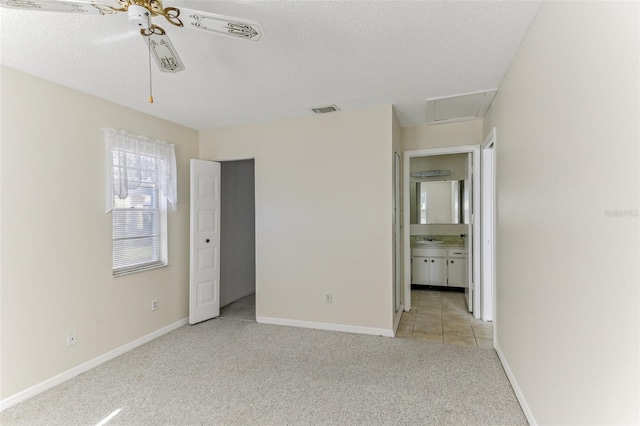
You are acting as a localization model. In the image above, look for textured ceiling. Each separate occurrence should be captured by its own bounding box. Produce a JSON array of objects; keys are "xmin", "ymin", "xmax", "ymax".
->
[{"xmin": 0, "ymin": 1, "xmax": 540, "ymax": 130}]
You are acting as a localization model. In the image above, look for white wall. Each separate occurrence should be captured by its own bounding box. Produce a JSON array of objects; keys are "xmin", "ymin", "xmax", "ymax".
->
[
  {"xmin": 0, "ymin": 67, "xmax": 199, "ymax": 399},
  {"xmin": 200, "ymin": 105, "xmax": 394, "ymax": 331},
  {"xmin": 483, "ymin": 2, "xmax": 639, "ymax": 424}
]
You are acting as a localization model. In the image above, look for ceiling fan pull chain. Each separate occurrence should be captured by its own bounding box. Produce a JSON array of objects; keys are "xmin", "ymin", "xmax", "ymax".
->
[{"xmin": 147, "ymin": 11, "xmax": 154, "ymax": 103}]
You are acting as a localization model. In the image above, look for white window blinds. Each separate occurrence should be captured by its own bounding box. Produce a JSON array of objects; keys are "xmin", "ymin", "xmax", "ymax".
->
[
  {"xmin": 112, "ymin": 182, "xmax": 162, "ymax": 271},
  {"xmin": 104, "ymin": 128, "xmax": 175, "ymax": 274}
]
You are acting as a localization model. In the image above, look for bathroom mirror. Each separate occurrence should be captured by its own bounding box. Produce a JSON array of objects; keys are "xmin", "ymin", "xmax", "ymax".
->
[{"xmin": 410, "ymin": 180, "xmax": 469, "ymax": 224}]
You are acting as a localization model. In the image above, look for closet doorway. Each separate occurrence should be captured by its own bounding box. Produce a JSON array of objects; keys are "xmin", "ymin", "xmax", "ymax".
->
[{"xmin": 219, "ymin": 159, "xmax": 256, "ymax": 321}]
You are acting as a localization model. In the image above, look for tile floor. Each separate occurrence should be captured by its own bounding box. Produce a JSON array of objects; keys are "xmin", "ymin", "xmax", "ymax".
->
[
  {"xmin": 219, "ymin": 293, "xmax": 256, "ymax": 321},
  {"xmin": 396, "ymin": 289, "xmax": 494, "ymax": 349}
]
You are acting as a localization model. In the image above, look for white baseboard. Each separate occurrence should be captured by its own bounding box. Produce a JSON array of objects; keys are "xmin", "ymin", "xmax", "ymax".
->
[
  {"xmin": 0, "ymin": 317, "xmax": 188, "ymax": 412},
  {"xmin": 220, "ymin": 288, "xmax": 255, "ymax": 308},
  {"xmin": 494, "ymin": 340, "xmax": 537, "ymax": 425},
  {"xmin": 257, "ymin": 316, "xmax": 394, "ymax": 337}
]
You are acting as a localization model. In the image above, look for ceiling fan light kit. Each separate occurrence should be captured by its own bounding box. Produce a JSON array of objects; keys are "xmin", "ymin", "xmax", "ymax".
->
[
  {"xmin": 1, "ymin": 0, "xmax": 264, "ymax": 101},
  {"xmin": 127, "ymin": 4, "xmax": 151, "ymax": 30}
]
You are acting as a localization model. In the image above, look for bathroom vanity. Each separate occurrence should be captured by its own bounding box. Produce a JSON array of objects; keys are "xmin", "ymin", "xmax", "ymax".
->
[{"xmin": 411, "ymin": 246, "xmax": 467, "ymax": 288}]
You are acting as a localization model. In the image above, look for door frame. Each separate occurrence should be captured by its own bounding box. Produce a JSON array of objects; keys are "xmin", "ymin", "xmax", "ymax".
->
[
  {"xmin": 393, "ymin": 152, "xmax": 404, "ymax": 332},
  {"xmin": 482, "ymin": 128, "xmax": 497, "ymax": 322},
  {"xmin": 403, "ymin": 145, "xmax": 482, "ymax": 317}
]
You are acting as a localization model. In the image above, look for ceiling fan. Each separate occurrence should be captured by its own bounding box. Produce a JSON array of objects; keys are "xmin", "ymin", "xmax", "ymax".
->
[{"xmin": 0, "ymin": 0, "xmax": 264, "ymax": 100}]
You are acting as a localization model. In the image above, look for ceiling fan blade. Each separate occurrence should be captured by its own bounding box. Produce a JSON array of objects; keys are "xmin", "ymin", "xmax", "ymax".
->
[
  {"xmin": 177, "ymin": 8, "xmax": 263, "ymax": 41},
  {"xmin": 143, "ymin": 28, "xmax": 185, "ymax": 73},
  {"xmin": 0, "ymin": 0, "xmax": 118, "ymax": 15}
]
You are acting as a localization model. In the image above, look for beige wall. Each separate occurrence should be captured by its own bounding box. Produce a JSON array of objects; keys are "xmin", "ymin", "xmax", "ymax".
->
[
  {"xmin": 402, "ymin": 119, "xmax": 483, "ymax": 151},
  {"xmin": 483, "ymin": 2, "xmax": 639, "ymax": 424},
  {"xmin": 0, "ymin": 68, "xmax": 199, "ymax": 399},
  {"xmin": 200, "ymin": 105, "xmax": 394, "ymax": 331}
]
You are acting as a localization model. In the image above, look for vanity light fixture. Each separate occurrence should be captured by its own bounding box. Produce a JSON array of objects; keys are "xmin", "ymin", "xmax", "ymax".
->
[{"xmin": 411, "ymin": 170, "xmax": 450, "ymax": 178}]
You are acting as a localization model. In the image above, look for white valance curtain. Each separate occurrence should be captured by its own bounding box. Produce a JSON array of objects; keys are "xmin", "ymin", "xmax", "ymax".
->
[{"xmin": 104, "ymin": 128, "xmax": 177, "ymax": 212}]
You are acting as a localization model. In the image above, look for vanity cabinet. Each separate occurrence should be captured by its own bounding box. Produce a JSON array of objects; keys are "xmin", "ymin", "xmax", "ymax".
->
[{"xmin": 411, "ymin": 246, "xmax": 467, "ymax": 288}]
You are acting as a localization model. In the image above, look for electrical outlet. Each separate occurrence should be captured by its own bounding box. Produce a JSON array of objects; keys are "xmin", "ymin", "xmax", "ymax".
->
[
  {"xmin": 325, "ymin": 293, "xmax": 332, "ymax": 303},
  {"xmin": 151, "ymin": 299, "xmax": 158, "ymax": 311},
  {"xmin": 67, "ymin": 330, "xmax": 77, "ymax": 347}
]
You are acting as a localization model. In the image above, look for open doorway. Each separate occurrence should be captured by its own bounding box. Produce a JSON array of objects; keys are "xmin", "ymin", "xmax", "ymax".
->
[
  {"xmin": 218, "ymin": 159, "xmax": 256, "ymax": 322},
  {"xmin": 398, "ymin": 146, "xmax": 493, "ymax": 347},
  {"xmin": 403, "ymin": 145, "xmax": 482, "ymax": 317}
]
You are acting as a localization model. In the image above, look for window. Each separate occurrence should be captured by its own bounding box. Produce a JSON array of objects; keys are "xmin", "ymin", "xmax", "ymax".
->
[
  {"xmin": 104, "ymin": 128, "xmax": 176, "ymax": 276},
  {"xmin": 112, "ymin": 176, "xmax": 167, "ymax": 274}
]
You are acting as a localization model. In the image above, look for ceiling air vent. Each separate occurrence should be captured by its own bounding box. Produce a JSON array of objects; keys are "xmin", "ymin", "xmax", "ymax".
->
[
  {"xmin": 312, "ymin": 105, "xmax": 340, "ymax": 114},
  {"xmin": 425, "ymin": 90, "xmax": 497, "ymax": 125}
]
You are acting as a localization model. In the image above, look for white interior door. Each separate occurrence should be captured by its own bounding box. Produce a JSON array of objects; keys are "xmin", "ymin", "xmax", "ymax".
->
[
  {"xmin": 482, "ymin": 129, "xmax": 496, "ymax": 321},
  {"xmin": 189, "ymin": 159, "xmax": 221, "ymax": 324}
]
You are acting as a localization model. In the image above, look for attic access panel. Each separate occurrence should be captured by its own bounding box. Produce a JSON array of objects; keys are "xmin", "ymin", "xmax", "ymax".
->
[{"xmin": 426, "ymin": 90, "xmax": 497, "ymax": 125}]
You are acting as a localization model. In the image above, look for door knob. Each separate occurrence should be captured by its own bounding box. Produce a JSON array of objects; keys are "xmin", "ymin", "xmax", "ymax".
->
[{"xmin": 205, "ymin": 239, "xmax": 210, "ymax": 243}]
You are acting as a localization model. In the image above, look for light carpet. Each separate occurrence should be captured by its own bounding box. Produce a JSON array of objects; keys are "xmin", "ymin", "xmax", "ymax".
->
[
  {"xmin": 220, "ymin": 293, "xmax": 256, "ymax": 322},
  {"xmin": 0, "ymin": 319, "xmax": 527, "ymax": 425}
]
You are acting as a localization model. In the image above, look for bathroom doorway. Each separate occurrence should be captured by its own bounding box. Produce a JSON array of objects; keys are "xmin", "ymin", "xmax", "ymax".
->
[{"xmin": 403, "ymin": 146, "xmax": 482, "ymax": 318}]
